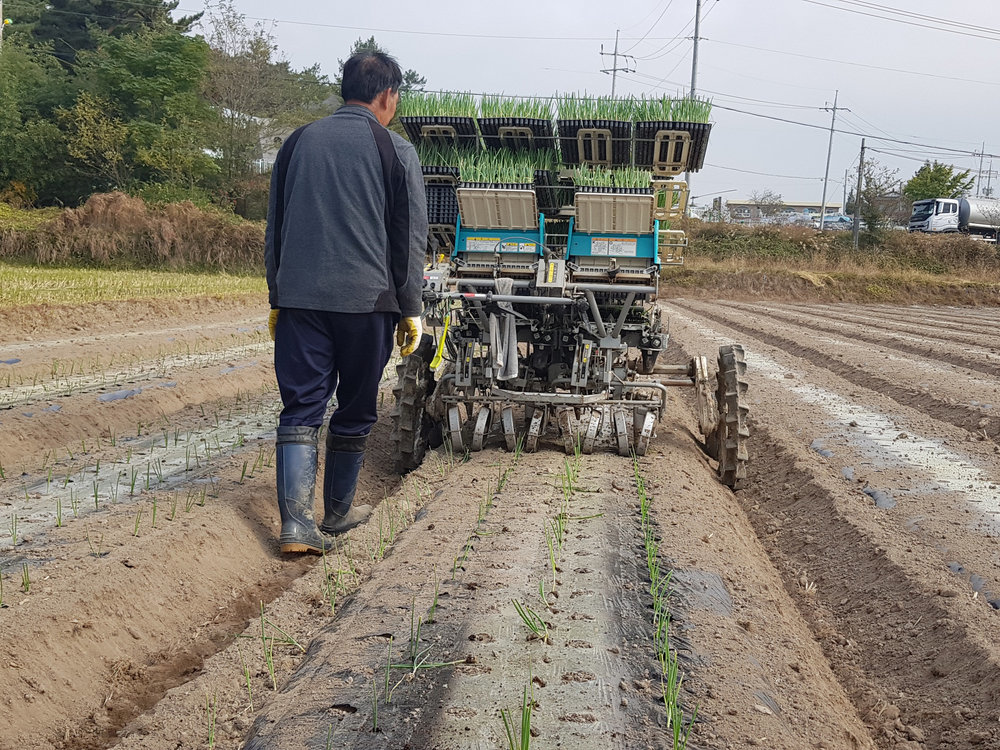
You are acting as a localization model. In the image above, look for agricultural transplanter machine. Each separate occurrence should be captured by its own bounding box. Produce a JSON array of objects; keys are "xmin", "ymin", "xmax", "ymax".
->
[{"xmin": 391, "ymin": 94, "xmax": 749, "ymax": 487}]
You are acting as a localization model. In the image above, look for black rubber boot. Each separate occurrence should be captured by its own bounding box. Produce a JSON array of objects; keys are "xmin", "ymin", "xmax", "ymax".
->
[
  {"xmin": 275, "ymin": 426, "xmax": 331, "ymax": 554},
  {"xmin": 319, "ymin": 432, "xmax": 373, "ymax": 535}
]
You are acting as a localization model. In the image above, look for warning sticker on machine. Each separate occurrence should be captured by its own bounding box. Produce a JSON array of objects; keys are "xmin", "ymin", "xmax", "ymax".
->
[
  {"xmin": 466, "ymin": 237, "xmax": 501, "ymax": 253},
  {"xmin": 501, "ymin": 242, "xmax": 536, "ymax": 253},
  {"xmin": 590, "ymin": 237, "xmax": 638, "ymax": 257},
  {"xmin": 466, "ymin": 237, "xmax": 536, "ymax": 253}
]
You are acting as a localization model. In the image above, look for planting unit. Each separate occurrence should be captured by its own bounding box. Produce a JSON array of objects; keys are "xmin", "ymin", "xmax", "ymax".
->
[{"xmin": 397, "ymin": 93, "xmax": 744, "ymax": 483}]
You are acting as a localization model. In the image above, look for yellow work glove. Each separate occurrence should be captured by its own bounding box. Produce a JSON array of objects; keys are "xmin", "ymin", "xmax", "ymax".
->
[
  {"xmin": 396, "ymin": 316, "xmax": 422, "ymax": 357},
  {"xmin": 268, "ymin": 309, "xmax": 279, "ymax": 341}
]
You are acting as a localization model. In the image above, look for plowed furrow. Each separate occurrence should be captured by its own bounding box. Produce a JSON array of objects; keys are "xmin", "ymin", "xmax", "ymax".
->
[
  {"xmin": 738, "ymin": 301, "xmax": 997, "ymax": 353},
  {"xmin": 743, "ymin": 425, "xmax": 1000, "ymax": 748},
  {"xmin": 710, "ymin": 301, "xmax": 1000, "ymax": 372},
  {"xmin": 668, "ymin": 300, "xmax": 1000, "ymax": 441},
  {"xmin": 785, "ymin": 302, "xmax": 1000, "ymax": 344}
]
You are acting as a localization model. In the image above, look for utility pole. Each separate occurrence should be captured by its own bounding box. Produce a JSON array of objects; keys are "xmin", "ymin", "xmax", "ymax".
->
[
  {"xmin": 600, "ymin": 30, "xmax": 635, "ymax": 97},
  {"xmin": 819, "ymin": 90, "xmax": 848, "ymax": 232},
  {"xmin": 976, "ymin": 142, "xmax": 985, "ymax": 197},
  {"xmin": 691, "ymin": 0, "xmax": 702, "ymax": 97},
  {"xmin": 685, "ymin": 0, "xmax": 703, "ymax": 212},
  {"xmin": 852, "ymin": 138, "xmax": 865, "ymax": 249}
]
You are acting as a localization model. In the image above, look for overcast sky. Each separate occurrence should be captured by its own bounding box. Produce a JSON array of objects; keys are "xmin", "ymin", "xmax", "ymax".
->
[{"xmin": 190, "ymin": 0, "xmax": 1000, "ymax": 211}]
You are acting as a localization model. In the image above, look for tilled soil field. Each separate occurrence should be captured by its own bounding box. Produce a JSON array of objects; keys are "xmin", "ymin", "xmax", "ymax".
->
[{"xmin": 1, "ymin": 296, "xmax": 998, "ymax": 750}]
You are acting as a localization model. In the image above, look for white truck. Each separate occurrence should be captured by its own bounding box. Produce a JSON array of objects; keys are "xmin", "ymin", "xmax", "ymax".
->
[{"xmin": 908, "ymin": 196, "xmax": 1000, "ymax": 239}]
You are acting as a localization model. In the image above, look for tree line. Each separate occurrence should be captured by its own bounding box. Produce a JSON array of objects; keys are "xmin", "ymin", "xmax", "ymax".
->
[{"xmin": 0, "ymin": 1, "xmax": 423, "ymax": 217}]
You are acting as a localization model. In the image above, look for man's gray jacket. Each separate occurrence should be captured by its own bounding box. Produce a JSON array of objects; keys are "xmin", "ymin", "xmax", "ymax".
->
[{"xmin": 265, "ymin": 105, "xmax": 427, "ymax": 317}]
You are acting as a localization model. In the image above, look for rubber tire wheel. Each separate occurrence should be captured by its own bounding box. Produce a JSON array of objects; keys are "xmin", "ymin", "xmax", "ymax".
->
[
  {"xmin": 713, "ymin": 344, "xmax": 749, "ymax": 488},
  {"xmin": 390, "ymin": 335, "xmax": 436, "ymax": 474}
]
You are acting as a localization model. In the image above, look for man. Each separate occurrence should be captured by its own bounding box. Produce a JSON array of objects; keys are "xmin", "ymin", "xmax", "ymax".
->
[{"xmin": 264, "ymin": 51, "xmax": 427, "ymax": 554}]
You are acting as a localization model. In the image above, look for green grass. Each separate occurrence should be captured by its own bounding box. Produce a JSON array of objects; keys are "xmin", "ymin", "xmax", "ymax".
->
[
  {"xmin": 398, "ymin": 91, "xmax": 478, "ymax": 118},
  {"xmin": 0, "ymin": 262, "xmax": 265, "ymax": 308},
  {"xmin": 0, "ymin": 203, "xmax": 61, "ymax": 230},
  {"xmin": 573, "ymin": 165, "xmax": 652, "ymax": 189},
  {"xmin": 558, "ymin": 92, "xmax": 635, "ymax": 121},
  {"xmin": 480, "ymin": 95, "xmax": 553, "ymax": 120},
  {"xmin": 633, "ymin": 94, "xmax": 712, "ymax": 123},
  {"xmin": 458, "ymin": 150, "xmax": 550, "ymax": 184}
]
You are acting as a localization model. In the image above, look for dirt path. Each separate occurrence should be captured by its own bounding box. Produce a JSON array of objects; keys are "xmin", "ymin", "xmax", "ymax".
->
[{"xmin": 1, "ymin": 296, "xmax": 998, "ymax": 749}]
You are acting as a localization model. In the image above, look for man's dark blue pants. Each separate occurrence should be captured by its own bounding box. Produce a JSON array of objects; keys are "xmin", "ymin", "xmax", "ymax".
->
[{"xmin": 274, "ymin": 308, "xmax": 396, "ymax": 437}]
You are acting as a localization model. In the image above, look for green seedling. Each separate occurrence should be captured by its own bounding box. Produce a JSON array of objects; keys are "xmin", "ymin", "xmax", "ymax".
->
[
  {"xmin": 550, "ymin": 515, "xmax": 565, "ymax": 551},
  {"xmin": 262, "ymin": 632, "xmax": 277, "ymax": 690},
  {"xmin": 87, "ymin": 531, "xmax": 106, "ymax": 558},
  {"xmin": 206, "ymin": 692, "xmax": 217, "ymax": 749},
  {"xmin": 543, "ymin": 525, "xmax": 558, "ymax": 584},
  {"xmin": 408, "ymin": 597, "xmax": 429, "ymax": 667},
  {"xmin": 237, "ymin": 642, "xmax": 253, "ymax": 711},
  {"xmin": 370, "ymin": 679, "xmax": 379, "ymax": 733},
  {"xmin": 70, "ymin": 490, "xmax": 79, "ymax": 518},
  {"xmin": 151, "ymin": 496, "xmax": 158, "ymax": 529},
  {"xmin": 321, "ymin": 546, "xmax": 338, "ymax": 615},
  {"xmin": 499, "ymin": 683, "xmax": 533, "ymax": 750},
  {"xmin": 512, "ymin": 599, "xmax": 549, "ymax": 643},
  {"xmin": 21, "ymin": 562, "xmax": 30, "ymax": 593},
  {"xmin": 133, "ymin": 507, "xmax": 143, "ymax": 537},
  {"xmin": 384, "ymin": 635, "xmax": 394, "ymax": 703},
  {"xmin": 426, "ymin": 575, "xmax": 440, "ymax": 624},
  {"xmin": 0, "ymin": 570, "xmax": 5, "ymax": 607},
  {"xmin": 9, "ymin": 512, "xmax": 17, "ymax": 546},
  {"xmin": 169, "ymin": 492, "xmax": 178, "ymax": 521},
  {"xmin": 55, "ymin": 497, "xmax": 62, "ymax": 527},
  {"xmin": 92, "ymin": 482, "xmax": 99, "ymax": 510}
]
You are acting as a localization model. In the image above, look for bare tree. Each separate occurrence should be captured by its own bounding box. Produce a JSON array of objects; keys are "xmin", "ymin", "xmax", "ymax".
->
[
  {"xmin": 201, "ymin": 1, "xmax": 333, "ymax": 196},
  {"xmin": 848, "ymin": 159, "xmax": 900, "ymax": 245},
  {"xmin": 748, "ymin": 189, "xmax": 784, "ymax": 223}
]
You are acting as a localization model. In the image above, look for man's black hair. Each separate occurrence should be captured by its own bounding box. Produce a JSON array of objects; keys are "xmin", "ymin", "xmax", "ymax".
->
[{"xmin": 341, "ymin": 51, "xmax": 403, "ymax": 103}]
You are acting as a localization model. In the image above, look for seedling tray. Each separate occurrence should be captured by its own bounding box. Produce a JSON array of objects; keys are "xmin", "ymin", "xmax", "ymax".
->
[
  {"xmin": 425, "ymin": 183, "xmax": 459, "ymax": 225},
  {"xmin": 576, "ymin": 186, "xmax": 654, "ymax": 195},
  {"xmin": 557, "ymin": 119, "xmax": 633, "ymax": 166},
  {"xmin": 422, "ymin": 165, "xmax": 461, "ymax": 177},
  {"xmin": 534, "ymin": 170, "xmax": 561, "ymax": 212},
  {"xmin": 459, "ymin": 181, "xmax": 534, "ymax": 190},
  {"xmin": 401, "ymin": 116, "xmax": 480, "ymax": 149},
  {"xmin": 634, "ymin": 121, "xmax": 712, "ymax": 171},
  {"xmin": 478, "ymin": 117, "xmax": 557, "ymax": 151}
]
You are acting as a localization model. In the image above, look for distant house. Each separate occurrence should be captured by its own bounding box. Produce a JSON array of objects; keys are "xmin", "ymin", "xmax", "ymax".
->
[
  {"xmin": 255, "ymin": 93, "xmax": 344, "ymax": 172},
  {"xmin": 725, "ymin": 199, "xmax": 842, "ymax": 225}
]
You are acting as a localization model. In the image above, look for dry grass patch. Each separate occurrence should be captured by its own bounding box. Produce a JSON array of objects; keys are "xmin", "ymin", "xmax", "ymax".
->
[{"xmin": 1, "ymin": 193, "xmax": 264, "ymax": 271}]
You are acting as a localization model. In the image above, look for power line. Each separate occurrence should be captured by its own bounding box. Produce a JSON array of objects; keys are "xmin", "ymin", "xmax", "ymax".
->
[
  {"xmin": 622, "ymin": 0, "xmax": 675, "ymax": 53},
  {"xmin": 15, "ymin": 5, "xmax": 674, "ymax": 42},
  {"xmin": 812, "ymin": 0, "xmax": 1000, "ymax": 37},
  {"xmin": 706, "ymin": 38, "xmax": 1000, "ymax": 88},
  {"xmin": 704, "ymin": 162, "xmax": 825, "ymax": 180},
  {"xmin": 867, "ymin": 147, "xmax": 975, "ymax": 169},
  {"xmin": 621, "ymin": 0, "xmax": 672, "ymax": 33},
  {"xmin": 623, "ymin": 73, "xmax": 1000, "ymax": 158},
  {"xmin": 627, "ymin": 71, "xmax": 823, "ymax": 109},
  {"xmin": 633, "ymin": 16, "xmax": 695, "ymax": 60},
  {"xmin": 800, "ymin": 0, "xmax": 1000, "ymax": 42}
]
